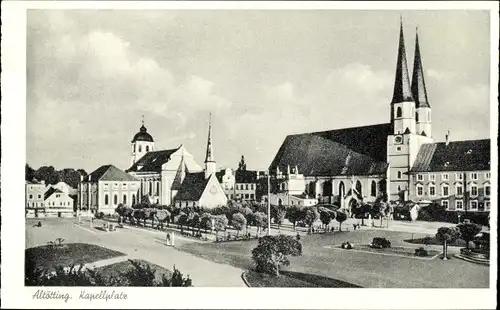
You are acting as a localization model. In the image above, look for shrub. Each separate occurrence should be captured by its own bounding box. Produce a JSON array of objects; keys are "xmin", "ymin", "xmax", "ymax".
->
[
  {"xmin": 371, "ymin": 237, "xmax": 391, "ymax": 248},
  {"xmin": 251, "ymin": 235, "xmax": 302, "ymax": 276},
  {"xmin": 95, "ymin": 212, "xmax": 105, "ymax": 219},
  {"xmin": 415, "ymin": 247, "xmax": 428, "ymax": 257}
]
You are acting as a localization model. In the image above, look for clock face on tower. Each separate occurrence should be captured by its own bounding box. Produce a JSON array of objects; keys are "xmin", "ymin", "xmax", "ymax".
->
[{"xmin": 394, "ymin": 135, "xmax": 403, "ymax": 144}]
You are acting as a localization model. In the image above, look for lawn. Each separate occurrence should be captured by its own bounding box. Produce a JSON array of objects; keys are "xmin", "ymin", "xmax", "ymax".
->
[
  {"xmin": 25, "ymin": 243, "xmax": 126, "ymax": 271},
  {"xmin": 178, "ymin": 229, "xmax": 489, "ymax": 288},
  {"xmin": 96, "ymin": 259, "xmax": 173, "ymax": 285},
  {"xmin": 338, "ymin": 244, "xmax": 441, "ymax": 259},
  {"xmin": 404, "ymin": 236, "xmax": 466, "ymax": 247},
  {"xmin": 244, "ymin": 270, "xmax": 361, "ymax": 288}
]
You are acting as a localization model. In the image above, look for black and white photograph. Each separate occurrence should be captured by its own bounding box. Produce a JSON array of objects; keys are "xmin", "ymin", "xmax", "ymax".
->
[{"xmin": 1, "ymin": 1, "xmax": 498, "ymax": 309}]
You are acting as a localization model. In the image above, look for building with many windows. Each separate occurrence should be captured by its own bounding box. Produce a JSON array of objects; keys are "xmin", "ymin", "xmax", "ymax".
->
[
  {"xmin": 408, "ymin": 139, "xmax": 491, "ymax": 212},
  {"xmin": 126, "ymin": 115, "xmax": 227, "ymax": 208},
  {"xmin": 216, "ymin": 156, "xmax": 265, "ymax": 202},
  {"xmin": 78, "ymin": 164, "xmax": 141, "ymax": 214},
  {"xmin": 25, "ymin": 180, "xmax": 46, "ymax": 215},
  {"xmin": 43, "ymin": 187, "xmax": 74, "ymax": 217},
  {"xmin": 267, "ymin": 21, "xmax": 491, "ymax": 213}
]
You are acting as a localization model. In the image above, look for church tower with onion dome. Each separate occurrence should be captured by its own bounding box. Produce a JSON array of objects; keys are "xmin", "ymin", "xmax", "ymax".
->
[{"xmin": 130, "ymin": 116, "xmax": 155, "ymax": 167}]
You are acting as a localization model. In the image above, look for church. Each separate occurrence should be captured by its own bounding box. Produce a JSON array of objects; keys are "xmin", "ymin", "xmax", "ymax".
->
[
  {"xmin": 268, "ymin": 21, "xmax": 491, "ymax": 213},
  {"xmin": 126, "ymin": 115, "xmax": 228, "ymax": 209}
]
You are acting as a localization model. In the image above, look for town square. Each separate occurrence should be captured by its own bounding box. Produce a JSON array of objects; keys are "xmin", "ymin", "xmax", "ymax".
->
[{"xmin": 0, "ymin": 3, "xmax": 497, "ymax": 309}]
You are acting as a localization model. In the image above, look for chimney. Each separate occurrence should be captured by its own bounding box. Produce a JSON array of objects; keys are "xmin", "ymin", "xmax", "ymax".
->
[
  {"xmin": 80, "ymin": 175, "xmax": 84, "ymax": 182},
  {"xmin": 445, "ymin": 130, "xmax": 450, "ymax": 146}
]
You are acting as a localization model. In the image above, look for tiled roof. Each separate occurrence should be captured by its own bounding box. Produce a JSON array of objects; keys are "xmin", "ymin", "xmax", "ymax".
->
[
  {"xmin": 409, "ymin": 139, "xmax": 490, "ymax": 173},
  {"xmin": 126, "ymin": 148, "xmax": 179, "ymax": 173},
  {"xmin": 84, "ymin": 165, "xmax": 138, "ymax": 182},
  {"xmin": 235, "ymin": 170, "xmax": 258, "ymax": 184},
  {"xmin": 44, "ymin": 187, "xmax": 64, "ymax": 200},
  {"xmin": 174, "ymin": 172, "xmax": 209, "ymax": 201},
  {"xmin": 269, "ymin": 124, "xmax": 390, "ymax": 177}
]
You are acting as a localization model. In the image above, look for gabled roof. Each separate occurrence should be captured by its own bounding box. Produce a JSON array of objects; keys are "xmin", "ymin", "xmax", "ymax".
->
[
  {"xmin": 84, "ymin": 165, "xmax": 138, "ymax": 182},
  {"xmin": 235, "ymin": 170, "xmax": 258, "ymax": 184},
  {"xmin": 409, "ymin": 139, "xmax": 490, "ymax": 173},
  {"xmin": 127, "ymin": 148, "xmax": 179, "ymax": 173},
  {"xmin": 269, "ymin": 124, "xmax": 390, "ymax": 177},
  {"xmin": 174, "ymin": 172, "xmax": 210, "ymax": 201},
  {"xmin": 44, "ymin": 187, "xmax": 64, "ymax": 200}
]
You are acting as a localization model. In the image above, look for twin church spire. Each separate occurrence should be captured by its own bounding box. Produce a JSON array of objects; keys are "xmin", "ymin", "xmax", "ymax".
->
[{"xmin": 391, "ymin": 18, "xmax": 432, "ymax": 136}]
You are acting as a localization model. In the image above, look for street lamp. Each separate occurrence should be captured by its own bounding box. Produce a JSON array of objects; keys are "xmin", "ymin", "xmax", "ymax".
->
[{"xmin": 267, "ymin": 170, "xmax": 271, "ymax": 236}]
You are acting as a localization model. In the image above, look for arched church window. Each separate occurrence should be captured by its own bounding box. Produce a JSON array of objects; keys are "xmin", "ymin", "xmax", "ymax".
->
[
  {"xmin": 396, "ymin": 107, "xmax": 402, "ymax": 118},
  {"xmin": 149, "ymin": 181, "xmax": 153, "ymax": 195},
  {"xmin": 133, "ymin": 144, "xmax": 136, "ymax": 153},
  {"xmin": 355, "ymin": 180, "xmax": 362, "ymax": 196},
  {"xmin": 104, "ymin": 194, "xmax": 109, "ymax": 205},
  {"xmin": 123, "ymin": 194, "xmax": 127, "ymax": 205},
  {"xmin": 322, "ymin": 181, "xmax": 332, "ymax": 197},
  {"xmin": 156, "ymin": 182, "xmax": 160, "ymax": 195},
  {"xmin": 371, "ymin": 181, "xmax": 377, "ymax": 197},
  {"xmin": 415, "ymin": 112, "xmax": 419, "ymax": 122},
  {"xmin": 138, "ymin": 145, "xmax": 142, "ymax": 152},
  {"xmin": 338, "ymin": 181, "xmax": 345, "ymax": 198},
  {"xmin": 132, "ymin": 195, "xmax": 136, "ymax": 206},
  {"xmin": 113, "ymin": 194, "xmax": 118, "ymax": 205},
  {"xmin": 397, "ymin": 171, "xmax": 402, "ymax": 179},
  {"xmin": 146, "ymin": 146, "xmax": 149, "ymax": 152}
]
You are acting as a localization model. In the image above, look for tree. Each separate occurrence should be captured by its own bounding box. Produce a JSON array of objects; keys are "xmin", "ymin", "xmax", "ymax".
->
[
  {"xmin": 286, "ymin": 205, "xmax": 301, "ymax": 230},
  {"xmin": 435, "ymin": 226, "xmax": 461, "ymax": 260},
  {"xmin": 155, "ymin": 209, "xmax": 171, "ymax": 230},
  {"xmin": 252, "ymin": 211, "xmax": 266, "ymax": 236},
  {"xmin": 200, "ymin": 213, "xmax": 213, "ymax": 233},
  {"xmin": 335, "ymin": 211, "xmax": 347, "ymax": 231},
  {"xmin": 251, "ymin": 235, "xmax": 302, "ymax": 276},
  {"xmin": 189, "ymin": 212, "xmax": 201, "ymax": 235},
  {"xmin": 26, "ymin": 164, "xmax": 36, "ymax": 181},
  {"xmin": 231, "ymin": 212, "xmax": 247, "ymax": 236},
  {"xmin": 34, "ymin": 166, "xmax": 60, "ymax": 185},
  {"xmin": 242, "ymin": 206, "xmax": 254, "ymax": 233},
  {"xmin": 318, "ymin": 207, "xmax": 336, "ymax": 231},
  {"xmin": 274, "ymin": 207, "xmax": 286, "ymax": 230},
  {"xmin": 353, "ymin": 203, "xmax": 371, "ymax": 226},
  {"xmin": 176, "ymin": 212, "xmax": 188, "ymax": 233},
  {"xmin": 457, "ymin": 223, "xmax": 482, "ymax": 250},
  {"xmin": 301, "ymin": 206, "xmax": 320, "ymax": 233},
  {"xmin": 213, "ymin": 214, "xmax": 229, "ymax": 240}
]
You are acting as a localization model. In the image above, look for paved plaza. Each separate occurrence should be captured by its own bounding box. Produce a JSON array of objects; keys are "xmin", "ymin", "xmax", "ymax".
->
[
  {"xmin": 25, "ymin": 217, "xmax": 489, "ymax": 288},
  {"xmin": 25, "ymin": 218, "xmax": 246, "ymax": 287}
]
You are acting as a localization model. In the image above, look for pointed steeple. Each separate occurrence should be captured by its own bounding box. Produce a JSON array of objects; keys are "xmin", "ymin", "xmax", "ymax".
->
[
  {"xmin": 204, "ymin": 113, "xmax": 216, "ymax": 179},
  {"xmin": 391, "ymin": 17, "xmax": 414, "ymax": 104},
  {"xmin": 411, "ymin": 28, "xmax": 430, "ymax": 108},
  {"xmin": 205, "ymin": 113, "xmax": 214, "ymax": 163}
]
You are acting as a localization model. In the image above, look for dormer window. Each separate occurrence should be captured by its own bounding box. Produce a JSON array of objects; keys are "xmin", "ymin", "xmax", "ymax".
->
[
  {"xmin": 466, "ymin": 149, "xmax": 472, "ymax": 155},
  {"xmin": 444, "ymin": 162, "xmax": 450, "ymax": 167}
]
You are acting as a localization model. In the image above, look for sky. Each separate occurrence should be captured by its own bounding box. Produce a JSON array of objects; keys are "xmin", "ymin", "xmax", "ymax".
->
[{"xmin": 26, "ymin": 9, "xmax": 492, "ymax": 173}]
